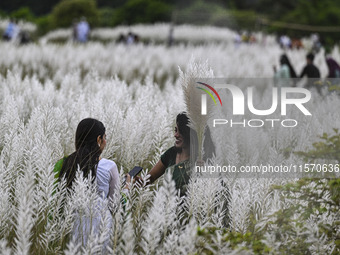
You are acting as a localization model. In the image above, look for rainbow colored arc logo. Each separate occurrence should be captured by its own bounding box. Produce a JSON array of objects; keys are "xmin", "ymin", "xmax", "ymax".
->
[{"xmin": 196, "ymin": 82, "xmax": 222, "ymax": 106}]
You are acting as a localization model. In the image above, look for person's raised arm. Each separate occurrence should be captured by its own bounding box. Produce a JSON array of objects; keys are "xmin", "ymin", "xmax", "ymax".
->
[{"xmin": 146, "ymin": 160, "xmax": 166, "ymax": 184}]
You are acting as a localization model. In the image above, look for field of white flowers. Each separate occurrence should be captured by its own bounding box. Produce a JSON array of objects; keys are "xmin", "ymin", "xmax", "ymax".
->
[{"xmin": 0, "ymin": 24, "xmax": 339, "ymax": 254}]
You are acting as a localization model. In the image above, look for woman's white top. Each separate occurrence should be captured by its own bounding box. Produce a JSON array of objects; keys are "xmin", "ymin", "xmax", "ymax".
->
[
  {"xmin": 96, "ymin": 158, "xmax": 120, "ymax": 200},
  {"xmin": 72, "ymin": 158, "xmax": 119, "ymax": 248}
]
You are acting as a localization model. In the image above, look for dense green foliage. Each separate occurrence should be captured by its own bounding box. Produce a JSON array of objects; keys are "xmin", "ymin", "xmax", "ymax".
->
[
  {"xmin": 173, "ymin": 0, "xmax": 258, "ymax": 29},
  {"xmin": 35, "ymin": 15, "xmax": 54, "ymax": 36},
  {"xmin": 113, "ymin": 0, "xmax": 172, "ymax": 25},
  {"xmin": 0, "ymin": 0, "xmax": 60, "ymax": 16},
  {"xmin": 10, "ymin": 7, "xmax": 35, "ymax": 22},
  {"xmin": 272, "ymin": 0, "xmax": 340, "ymax": 45},
  {"xmin": 51, "ymin": 0, "xmax": 99, "ymax": 28}
]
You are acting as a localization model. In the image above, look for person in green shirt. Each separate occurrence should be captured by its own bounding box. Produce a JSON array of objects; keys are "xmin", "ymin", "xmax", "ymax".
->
[{"xmin": 145, "ymin": 112, "xmax": 215, "ymax": 196}]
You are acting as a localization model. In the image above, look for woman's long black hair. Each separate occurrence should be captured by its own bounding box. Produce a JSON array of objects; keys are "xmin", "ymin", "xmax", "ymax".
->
[
  {"xmin": 176, "ymin": 112, "xmax": 215, "ymax": 162},
  {"xmin": 280, "ymin": 54, "xmax": 297, "ymax": 78},
  {"xmin": 59, "ymin": 118, "xmax": 106, "ymax": 189}
]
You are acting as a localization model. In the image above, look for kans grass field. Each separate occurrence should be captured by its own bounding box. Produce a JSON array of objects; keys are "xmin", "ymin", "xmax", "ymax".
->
[{"xmin": 0, "ymin": 24, "xmax": 339, "ymax": 254}]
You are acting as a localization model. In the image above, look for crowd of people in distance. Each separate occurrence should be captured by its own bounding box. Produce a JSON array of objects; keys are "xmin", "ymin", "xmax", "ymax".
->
[
  {"xmin": 2, "ymin": 18, "xmax": 30, "ymax": 45},
  {"xmin": 116, "ymin": 31, "xmax": 140, "ymax": 44},
  {"xmin": 274, "ymin": 51, "xmax": 340, "ymax": 93},
  {"xmin": 234, "ymin": 31, "xmax": 257, "ymax": 47},
  {"xmin": 72, "ymin": 17, "xmax": 91, "ymax": 43},
  {"xmin": 234, "ymin": 31, "xmax": 322, "ymax": 53},
  {"xmin": 278, "ymin": 33, "xmax": 322, "ymax": 52}
]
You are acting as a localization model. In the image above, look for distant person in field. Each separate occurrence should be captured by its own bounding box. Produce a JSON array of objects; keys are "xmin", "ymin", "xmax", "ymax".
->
[
  {"xmin": 274, "ymin": 54, "xmax": 297, "ymax": 78},
  {"xmin": 279, "ymin": 35, "xmax": 291, "ymax": 49},
  {"xmin": 300, "ymin": 53, "xmax": 321, "ymax": 79},
  {"xmin": 76, "ymin": 17, "xmax": 90, "ymax": 43},
  {"xmin": 325, "ymin": 55, "xmax": 340, "ymax": 78},
  {"xmin": 2, "ymin": 19, "xmax": 19, "ymax": 42},
  {"xmin": 19, "ymin": 31, "xmax": 30, "ymax": 45},
  {"xmin": 291, "ymin": 38, "xmax": 303, "ymax": 50},
  {"xmin": 249, "ymin": 33, "xmax": 256, "ymax": 44},
  {"xmin": 241, "ymin": 31, "xmax": 249, "ymax": 43},
  {"xmin": 126, "ymin": 32, "xmax": 139, "ymax": 44},
  {"xmin": 274, "ymin": 54, "xmax": 297, "ymax": 87},
  {"xmin": 234, "ymin": 31, "xmax": 241, "ymax": 48},
  {"xmin": 117, "ymin": 33, "xmax": 126, "ymax": 44},
  {"xmin": 311, "ymin": 33, "xmax": 322, "ymax": 53},
  {"xmin": 299, "ymin": 53, "xmax": 321, "ymax": 92}
]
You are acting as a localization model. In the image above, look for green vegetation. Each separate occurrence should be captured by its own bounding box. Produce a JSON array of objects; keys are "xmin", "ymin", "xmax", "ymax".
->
[
  {"xmin": 296, "ymin": 129, "xmax": 340, "ymax": 163},
  {"xmin": 113, "ymin": 0, "xmax": 172, "ymax": 25},
  {"xmin": 173, "ymin": 0, "xmax": 259, "ymax": 30},
  {"xmin": 35, "ymin": 15, "xmax": 53, "ymax": 36},
  {"xmin": 0, "ymin": 0, "xmax": 340, "ymax": 44},
  {"xmin": 51, "ymin": 0, "xmax": 99, "ymax": 28},
  {"xmin": 270, "ymin": 130, "xmax": 340, "ymax": 254},
  {"xmin": 272, "ymin": 0, "xmax": 340, "ymax": 45},
  {"xmin": 10, "ymin": 7, "xmax": 35, "ymax": 22},
  {"xmin": 197, "ymin": 129, "xmax": 340, "ymax": 254}
]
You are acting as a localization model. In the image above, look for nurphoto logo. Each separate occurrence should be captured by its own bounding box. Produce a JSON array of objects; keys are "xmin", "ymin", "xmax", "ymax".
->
[{"xmin": 196, "ymin": 81, "xmax": 312, "ymax": 128}]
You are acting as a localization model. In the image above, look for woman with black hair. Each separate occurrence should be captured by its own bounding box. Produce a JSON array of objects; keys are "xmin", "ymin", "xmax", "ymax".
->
[
  {"xmin": 55, "ymin": 118, "xmax": 124, "ymax": 196},
  {"xmin": 274, "ymin": 54, "xmax": 297, "ymax": 88},
  {"xmin": 281, "ymin": 54, "xmax": 297, "ymax": 78},
  {"xmin": 274, "ymin": 54, "xmax": 297, "ymax": 78},
  {"xmin": 54, "ymin": 118, "xmax": 130, "ymax": 246},
  {"xmin": 146, "ymin": 112, "xmax": 214, "ymax": 196}
]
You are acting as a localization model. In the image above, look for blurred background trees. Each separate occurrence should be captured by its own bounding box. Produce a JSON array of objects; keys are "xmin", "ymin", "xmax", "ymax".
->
[
  {"xmin": 51, "ymin": 0, "xmax": 99, "ymax": 28},
  {"xmin": 0, "ymin": 0, "xmax": 340, "ymax": 44}
]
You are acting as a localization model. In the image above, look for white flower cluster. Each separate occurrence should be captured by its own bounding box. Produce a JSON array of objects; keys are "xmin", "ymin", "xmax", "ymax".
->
[{"xmin": 0, "ymin": 39, "xmax": 333, "ymax": 86}]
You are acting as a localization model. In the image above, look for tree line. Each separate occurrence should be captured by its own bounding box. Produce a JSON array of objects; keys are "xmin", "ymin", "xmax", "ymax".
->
[{"xmin": 1, "ymin": 0, "xmax": 340, "ymax": 44}]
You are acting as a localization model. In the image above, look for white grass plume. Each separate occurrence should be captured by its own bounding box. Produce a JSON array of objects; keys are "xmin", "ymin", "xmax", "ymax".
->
[
  {"xmin": 180, "ymin": 58, "xmax": 214, "ymax": 160},
  {"xmin": 141, "ymin": 170, "xmax": 178, "ymax": 254},
  {"xmin": 13, "ymin": 168, "xmax": 36, "ymax": 255},
  {"xmin": 0, "ymin": 239, "xmax": 11, "ymax": 255}
]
